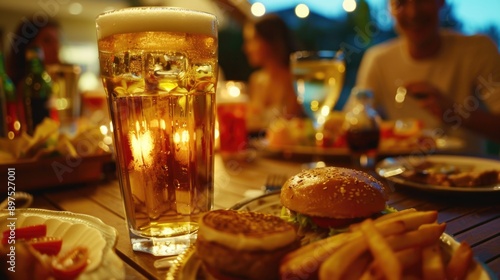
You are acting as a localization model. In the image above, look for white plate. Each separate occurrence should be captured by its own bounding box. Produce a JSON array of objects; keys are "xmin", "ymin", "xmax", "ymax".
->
[
  {"xmin": 376, "ymin": 155, "xmax": 500, "ymax": 193},
  {"xmin": 167, "ymin": 192, "xmax": 494, "ymax": 280},
  {"xmin": 0, "ymin": 208, "xmax": 124, "ymax": 280}
]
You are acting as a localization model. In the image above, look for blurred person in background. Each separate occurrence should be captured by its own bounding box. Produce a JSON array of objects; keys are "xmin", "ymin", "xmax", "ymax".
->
[
  {"xmin": 243, "ymin": 14, "xmax": 305, "ymax": 135},
  {"xmin": 355, "ymin": 0, "xmax": 500, "ymax": 155},
  {"xmin": 6, "ymin": 17, "xmax": 61, "ymax": 87}
]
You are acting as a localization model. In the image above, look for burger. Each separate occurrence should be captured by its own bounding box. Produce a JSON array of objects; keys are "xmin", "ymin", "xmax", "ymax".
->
[
  {"xmin": 280, "ymin": 167, "xmax": 392, "ymax": 242},
  {"xmin": 196, "ymin": 209, "xmax": 300, "ymax": 280}
]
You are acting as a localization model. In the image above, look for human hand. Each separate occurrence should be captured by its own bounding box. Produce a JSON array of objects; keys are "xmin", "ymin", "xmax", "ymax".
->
[{"xmin": 404, "ymin": 82, "xmax": 453, "ymax": 119}]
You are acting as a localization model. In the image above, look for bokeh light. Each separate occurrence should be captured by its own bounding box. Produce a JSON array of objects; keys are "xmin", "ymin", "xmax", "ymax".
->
[
  {"xmin": 295, "ymin": 4, "xmax": 310, "ymax": 18},
  {"xmin": 251, "ymin": 2, "xmax": 266, "ymax": 17},
  {"xmin": 342, "ymin": 0, "xmax": 357, "ymax": 12}
]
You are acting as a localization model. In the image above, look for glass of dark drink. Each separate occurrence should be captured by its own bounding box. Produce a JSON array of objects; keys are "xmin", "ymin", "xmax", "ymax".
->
[{"xmin": 344, "ymin": 88, "xmax": 381, "ymax": 168}]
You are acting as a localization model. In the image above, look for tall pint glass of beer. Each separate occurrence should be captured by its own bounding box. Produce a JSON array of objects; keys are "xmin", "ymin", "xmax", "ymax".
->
[{"xmin": 96, "ymin": 7, "xmax": 218, "ymax": 256}]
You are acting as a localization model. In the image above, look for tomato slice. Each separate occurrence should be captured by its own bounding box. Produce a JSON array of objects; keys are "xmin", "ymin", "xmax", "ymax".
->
[
  {"xmin": 2, "ymin": 224, "xmax": 47, "ymax": 245},
  {"xmin": 310, "ymin": 216, "xmax": 363, "ymax": 229},
  {"xmin": 28, "ymin": 236, "xmax": 63, "ymax": 256},
  {"xmin": 51, "ymin": 246, "xmax": 89, "ymax": 280}
]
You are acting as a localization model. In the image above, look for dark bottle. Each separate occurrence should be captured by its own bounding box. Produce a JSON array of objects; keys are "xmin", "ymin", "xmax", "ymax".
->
[
  {"xmin": 23, "ymin": 46, "xmax": 52, "ymax": 135},
  {"xmin": 346, "ymin": 128, "xmax": 380, "ymax": 152},
  {"xmin": 343, "ymin": 88, "xmax": 381, "ymax": 167},
  {"xmin": 0, "ymin": 51, "xmax": 21, "ymax": 138}
]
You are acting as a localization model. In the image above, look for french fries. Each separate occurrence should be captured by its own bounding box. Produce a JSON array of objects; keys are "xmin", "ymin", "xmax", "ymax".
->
[
  {"xmin": 374, "ymin": 210, "xmax": 438, "ymax": 231},
  {"xmin": 345, "ymin": 252, "xmax": 373, "ymax": 280},
  {"xmin": 280, "ymin": 210, "xmax": 477, "ymax": 280},
  {"xmin": 318, "ymin": 236, "xmax": 368, "ymax": 280},
  {"xmin": 279, "ymin": 232, "xmax": 355, "ymax": 280},
  {"xmin": 360, "ymin": 219, "xmax": 401, "ymax": 280},
  {"xmin": 422, "ymin": 242, "xmax": 446, "ymax": 280},
  {"xmin": 280, "ymin": 219, "xmax": 407, "ymax": 279},
  {"xmin": 386, "ymin": 223, "xmax": 446, "ymax": 252},
  {"xmin": 446, "ymin": 241, "xmax": 473, "ymax": 280},
  {"xmin": 372, "ymin": 208, "xmax": 417, "ymax": 221}
]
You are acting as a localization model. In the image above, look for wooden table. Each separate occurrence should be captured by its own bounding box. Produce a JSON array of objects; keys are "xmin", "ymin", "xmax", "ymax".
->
[{"xmin": 24, "ymin": 153, "xmax": 500, "ymax": 279}]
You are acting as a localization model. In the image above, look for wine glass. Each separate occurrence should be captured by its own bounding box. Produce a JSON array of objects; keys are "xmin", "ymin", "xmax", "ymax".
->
[{"xmin": 290, "ymin": 50, "xmax": 346, "ymax": 148}]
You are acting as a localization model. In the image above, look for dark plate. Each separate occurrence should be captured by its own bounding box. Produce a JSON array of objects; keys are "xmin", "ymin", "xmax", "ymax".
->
[{"xmin": 376, "ymin": 155, "xmax": 500, "ymax": 193}]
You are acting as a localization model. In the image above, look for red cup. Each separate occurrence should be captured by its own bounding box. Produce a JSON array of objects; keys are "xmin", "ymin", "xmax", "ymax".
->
[
  {"xmin": 217, "ymin": 102, "xmax": 247, "ymax": 153},
  {"xmin": 217, "ymin": 81, "xmax": 248, "ymax": 153}
]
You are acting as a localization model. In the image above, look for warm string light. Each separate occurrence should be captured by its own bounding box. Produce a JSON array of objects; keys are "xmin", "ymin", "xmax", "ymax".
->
[
  {"xmin": 250, "ymin": 1, "xmax": 360, "ymax": 18},
  {"xmin": 295, "ymin": 4, "xmax": 310, "ymax": 18}
]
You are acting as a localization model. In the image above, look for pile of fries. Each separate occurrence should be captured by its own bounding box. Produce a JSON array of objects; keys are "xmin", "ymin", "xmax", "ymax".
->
[{"xmin": 280, "ymin": 209, "xmax": 477, "ymax": 280}]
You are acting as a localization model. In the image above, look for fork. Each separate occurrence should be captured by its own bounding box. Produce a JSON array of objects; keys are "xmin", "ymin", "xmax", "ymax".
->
[{"xmin": 262, "ymin": 174, "xmax": 289, "ymax": 193}]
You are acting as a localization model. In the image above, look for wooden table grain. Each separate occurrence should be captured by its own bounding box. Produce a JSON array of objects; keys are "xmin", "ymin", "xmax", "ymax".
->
[{"xmin": 25, "ymin": 153, "xmax": 500, "ymax": 279}]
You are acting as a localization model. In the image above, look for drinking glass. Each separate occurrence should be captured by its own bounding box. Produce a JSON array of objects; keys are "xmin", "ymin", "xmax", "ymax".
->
[
  {"xmin": 217, "ymin": 81, "xmax": 248, "ymax": 155},
  {"xmin": 344, "ymin": 88, "xmax": 381, "ymax": 169},
  {"xmin": 291, "ymin": 50, "xmax": 345, "ymax": 147},
  {"xmin": 46, "ymin": 63, "xmax": 81, "ymax": 131},
  {"xmin": 96, "ymin": 7, "xmax": 218, "ymax": 256}
]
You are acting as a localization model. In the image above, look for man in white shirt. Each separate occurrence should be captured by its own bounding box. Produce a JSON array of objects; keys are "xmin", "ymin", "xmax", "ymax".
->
[{"xmin": 355, "ymin": 0, "xmax": 500, "ymax": 155}]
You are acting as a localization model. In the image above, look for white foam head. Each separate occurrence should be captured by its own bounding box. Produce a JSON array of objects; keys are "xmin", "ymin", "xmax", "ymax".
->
[{"xmin": 96, "ymin": 7, "xmax": 217, "ymax": 39}]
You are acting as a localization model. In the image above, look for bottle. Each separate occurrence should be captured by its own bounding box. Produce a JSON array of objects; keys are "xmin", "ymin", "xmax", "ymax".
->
[
  {"xmin": 23, "ymin": 46, "xmax": 53, "ymax": 135},
  {"xmin": 343, "ymin": 88, "xmax": 381, "ymax": 168},
  {"xmin": 0, "ymin": 51, "xmax": 21, "ymax": 139}
]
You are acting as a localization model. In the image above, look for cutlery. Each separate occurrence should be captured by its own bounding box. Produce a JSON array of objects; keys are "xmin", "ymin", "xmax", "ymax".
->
[{"xmin": 263, "ymin": 174, "xmax": 289, "ymax": 193}]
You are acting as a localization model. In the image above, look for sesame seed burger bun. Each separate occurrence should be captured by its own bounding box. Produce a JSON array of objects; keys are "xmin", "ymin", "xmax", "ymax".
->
[{"xmin": 280, "ymin": 167, "xmax": 388, "ymax": 219}]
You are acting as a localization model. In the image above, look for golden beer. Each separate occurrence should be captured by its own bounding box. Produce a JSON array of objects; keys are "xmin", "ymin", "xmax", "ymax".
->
[{"xmin": 96, "ymin": 7, "xmax": 217, "ymax": 256}]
